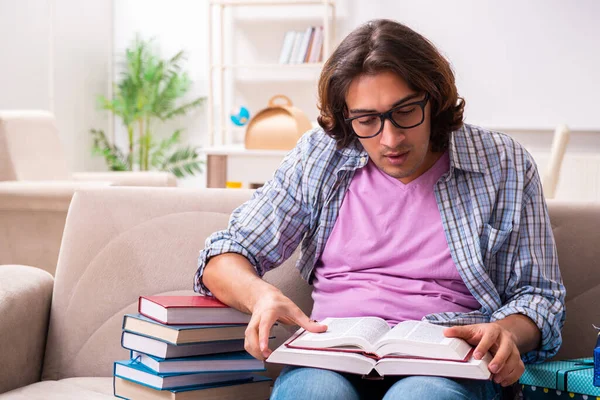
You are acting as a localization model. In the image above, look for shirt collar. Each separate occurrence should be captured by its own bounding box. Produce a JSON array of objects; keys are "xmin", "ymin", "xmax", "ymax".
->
[{"xmin": 447, "ymin": 124, "xmax": 487, "ymax": 177}]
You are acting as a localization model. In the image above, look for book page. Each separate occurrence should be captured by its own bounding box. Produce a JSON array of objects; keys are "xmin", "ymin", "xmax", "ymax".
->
[
  {"xmin": 375, "ymin": 321, "xmax": 472, "ymax": 360},
  {"xmin": 296, "ymin": 317, "xmax": 390, "ymax": 349},
  {"xmin": 381, "ymin": 321, "xmax": 449, "ymax": 344}
]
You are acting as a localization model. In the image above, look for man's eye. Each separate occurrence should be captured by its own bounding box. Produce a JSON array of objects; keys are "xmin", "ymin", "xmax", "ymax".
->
[
  {"xmin": 394, "ymin": 107, "xmax": 416, "ymax": 115},
  {"xmin": 357, "ymin": 117, "xmax": 377, "ymax": 125}
]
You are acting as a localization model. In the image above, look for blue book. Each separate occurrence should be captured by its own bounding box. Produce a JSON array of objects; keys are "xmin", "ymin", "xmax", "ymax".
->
[
  {"xmin": 114, "ymin": 374, "xmax": 272, "ymax": 400},
  {"xmin": 114, "ymin": 359, "xmax": 261, "ymax": 390},
  {"xmin": 121, "ymin": 331, "xmax": 246, "ymax": 359},
  {"xmin": 122, "ymin": 313, "xmax": 246, "ymax": 345},
  {"xmin": 131, "ymin": 350, "xmax": 265, "ymax": 374}
]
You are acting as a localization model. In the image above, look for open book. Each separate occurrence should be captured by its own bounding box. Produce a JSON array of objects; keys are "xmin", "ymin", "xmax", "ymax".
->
[
  {"xmin": 286, "ymin": 317, "xmax": 473, "ymax": 360},
  {"xmin": 267, "ymin": 317, "xmax": 491, "ymax": 380}
]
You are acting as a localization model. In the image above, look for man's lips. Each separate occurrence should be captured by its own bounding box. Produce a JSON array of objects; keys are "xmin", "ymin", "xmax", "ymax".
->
[
  {"xmin": 384, "ymin": 150, "xmax": 410, "ymax": 157},
  {"xmin": 384, "ymin": 151, "xmax": 409, "ymax": 165}
]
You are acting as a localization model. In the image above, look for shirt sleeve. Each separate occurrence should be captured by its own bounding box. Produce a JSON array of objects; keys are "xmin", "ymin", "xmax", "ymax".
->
[
  {"xmin": 490, "ymin": 154, "xmax": 566, "ymax": 363},
  {"xmin": 194, "ymin": 137, "xmax": 311, "ymax": 296}
]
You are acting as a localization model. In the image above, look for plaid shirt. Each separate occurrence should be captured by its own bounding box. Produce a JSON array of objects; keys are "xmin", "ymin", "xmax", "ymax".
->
[{"xmin": 195, "ymin": 123, "xmax": 565, "ymax": 363}]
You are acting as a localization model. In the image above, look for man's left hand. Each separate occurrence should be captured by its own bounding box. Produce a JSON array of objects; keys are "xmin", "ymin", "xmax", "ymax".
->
[{"xmin": 444, "ymin": 323, "xmax": 525, "ymax": 387}]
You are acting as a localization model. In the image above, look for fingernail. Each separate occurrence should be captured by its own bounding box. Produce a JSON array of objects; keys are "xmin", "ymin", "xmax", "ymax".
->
[
  {"xmin": 489, "ymin": 364, "xmax": 498, "ymax": 373},
  {"xmin": 474, "ymin": 351, "xmax": 483, "ymax": 360}
]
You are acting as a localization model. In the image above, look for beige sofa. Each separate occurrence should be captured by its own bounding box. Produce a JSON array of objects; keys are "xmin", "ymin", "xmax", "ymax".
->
[
  {"xmin": 0, "ymin": 111, "xmax": 177, "ymax": 275},
  {"xmin": 0, "ymin": 187, "xmax": 598, "ymax": 399}
]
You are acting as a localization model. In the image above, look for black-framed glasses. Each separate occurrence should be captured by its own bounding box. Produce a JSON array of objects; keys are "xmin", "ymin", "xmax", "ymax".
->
[{"xmin": 344, "ymin": 93, "xmax": 430, "ymax": 139}]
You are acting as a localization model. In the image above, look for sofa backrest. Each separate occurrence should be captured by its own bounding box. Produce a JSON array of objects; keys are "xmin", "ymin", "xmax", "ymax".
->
[
  {"xmin": 41, "ymin": 188, "xmax": 600, "ymax": 380},
  {"xmin": 42, "ymin": 187, "xmax": 313, "ymax": 380},
  {"xmin": 0, "ymin": 111, "xmax": 70, "ymax": 181},
  {"xmin": 546, "ymin": 200, "xmax": 600, "ymax": 360}
]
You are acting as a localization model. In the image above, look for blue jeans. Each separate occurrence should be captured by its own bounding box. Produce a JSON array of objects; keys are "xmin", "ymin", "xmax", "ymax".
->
[{"xmin": 271, "ymin": 366, "xmax": 503, "ymax": 400}]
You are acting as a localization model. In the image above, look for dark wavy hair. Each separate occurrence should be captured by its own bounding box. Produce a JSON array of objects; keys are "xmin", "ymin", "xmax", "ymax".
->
[{"xmin": 317, "ymin": 19, "xmax": 465, "ymax": 151}]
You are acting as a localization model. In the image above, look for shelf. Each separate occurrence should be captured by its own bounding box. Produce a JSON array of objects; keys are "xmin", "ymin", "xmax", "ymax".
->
[
  {"xmin": 207, "ymin": 0, "xmax": 335, "ymax": 149},
  {"xmin": 211, "ymin": 63, "xmax": 324, "ymax": 70},
  {"xmin": 201, "ymin": 144, "xmax": 290, "ymax": 156},
  {"xmin": 211, "ymin": 0, "xmax": 333, "ymax": 6}
]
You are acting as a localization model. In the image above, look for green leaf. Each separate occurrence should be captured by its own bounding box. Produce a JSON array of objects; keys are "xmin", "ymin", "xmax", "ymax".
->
[
  {"xmin": 90, "ymin": 129, "xmax": 129, "ymax": 171},
  {"xmin": 149, "ymin": 129, "xmax": 182, "ymax": 169},
  {"xmin": 162, "ymin": 146, "xmax": 204, "ymax": 178}
]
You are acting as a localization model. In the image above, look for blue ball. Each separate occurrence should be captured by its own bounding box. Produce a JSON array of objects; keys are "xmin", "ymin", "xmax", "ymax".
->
[{"xmin": 230, "ymin": 106, "xmax": 250, "ymax": 126}]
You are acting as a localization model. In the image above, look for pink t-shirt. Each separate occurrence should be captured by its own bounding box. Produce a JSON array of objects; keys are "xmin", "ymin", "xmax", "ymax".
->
[{"xmin": 311, "ymin": 152, "xmax": 481, "ymax": 325}]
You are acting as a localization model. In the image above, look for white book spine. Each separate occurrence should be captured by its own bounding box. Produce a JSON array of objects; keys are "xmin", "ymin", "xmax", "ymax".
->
[
  {"xmin": 295, "ymin": 26, "xmax": 313, "ymax": 64},
  {"xmin": 278, "ymin": 31, "xmax": 296, "ymax": 64},
  {"xmin": 308, "ymin": 26, "xmax": 324, "ymax": 64},
  {"xmin": 289, "ymin": 31, "xmax": 304, "ymax": 64}
]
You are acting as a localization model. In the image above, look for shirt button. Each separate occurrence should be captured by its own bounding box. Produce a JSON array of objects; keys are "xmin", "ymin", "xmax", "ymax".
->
[{"xmin": 360, "ymin": 156, "xmax": 366, "ymax": 164}]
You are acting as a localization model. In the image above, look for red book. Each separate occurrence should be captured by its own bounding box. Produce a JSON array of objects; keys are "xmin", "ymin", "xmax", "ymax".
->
[{"xmin": 138, "ymin": 295, "xmax": 252, "ymax": 325}]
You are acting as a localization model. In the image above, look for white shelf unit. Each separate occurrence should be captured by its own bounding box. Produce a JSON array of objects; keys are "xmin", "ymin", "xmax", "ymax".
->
[
  {"xmin": 207, "ymin": 0, "xmax": 336, "ymax": 147},
  {"xmin": 205, "ymin": 0, "xmax": 336, "ymax": 188}
]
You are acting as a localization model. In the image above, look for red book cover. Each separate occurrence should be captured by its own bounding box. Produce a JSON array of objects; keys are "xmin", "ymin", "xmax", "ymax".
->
[
  {"xmin": 139, "ymin": 295, "xmax": 229, "ymax": 309},
  {"xmin": 138, "ymin": 295, "xmax": 251, "ymax": 325}
]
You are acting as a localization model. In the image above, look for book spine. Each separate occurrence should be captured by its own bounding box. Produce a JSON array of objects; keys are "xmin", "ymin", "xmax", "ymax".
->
[
  {"xmin": 289, "ymin": 31, "xmax": 304, "ymax": 64},
  {"xmin": 308, "ymin": 26, "xmax": 324, "ymax": 64},
  {"xmin": 278, "ymin": 31, "xmax": 296, "ymax": 64},
  {"xmin": 295, "ymin": 26, "xmax": 313, "ymax": 64},
  {"xmin": 137, "ymin": 297, "xmax": 144, "ymax": 315},
  {"xmin": 113, "ymin": 365, "xmax": 126, "ymax": 399},
  {"xmin": 303, "ymin": 26, "xmax": 316, "ymax": 63}
]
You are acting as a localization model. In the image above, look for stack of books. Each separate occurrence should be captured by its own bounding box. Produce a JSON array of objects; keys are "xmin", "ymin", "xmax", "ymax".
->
[{"xmin": 113, "ymin": 295, "xmax": 272, "ymax": 400}]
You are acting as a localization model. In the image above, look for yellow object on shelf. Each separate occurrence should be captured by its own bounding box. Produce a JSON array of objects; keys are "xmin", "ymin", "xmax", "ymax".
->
[
  {"xmin": 245, "ymin": 95, "xmax": 312, "ymax": 151},
  {"xmin": 225, "ymin": 181, "xmax": 243, "ymax": 189}
]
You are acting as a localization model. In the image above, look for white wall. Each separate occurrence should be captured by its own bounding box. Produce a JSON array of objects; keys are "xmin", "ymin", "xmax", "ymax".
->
[
  {"xmin": 341, "ymin": 0, "xmax": 600, "ymax": 131},
  {"xmin": 53, "ymin": 0, "xmax": 113, "ymax": 172},
  {"xmin": 0, "ymin": 0, "xmax": 112, "ymax": 173},
  {"xmin": 0, "ymin": 0, "xmax": 51, "ymax": 110}
]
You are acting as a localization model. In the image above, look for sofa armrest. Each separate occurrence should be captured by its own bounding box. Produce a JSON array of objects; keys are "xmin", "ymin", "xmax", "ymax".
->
[
  {"xmin": 0, "ymin": 265, "xmax": 53, "ymax": 394},
  {"xmin": 72, "ymin": 171, "xmax": 177, "ymax": 187}
]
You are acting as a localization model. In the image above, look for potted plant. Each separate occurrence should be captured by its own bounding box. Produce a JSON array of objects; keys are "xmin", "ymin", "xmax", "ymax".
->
[{"xmin": 91, "ymin": 35, "xmax": 205, "ymax": 178}]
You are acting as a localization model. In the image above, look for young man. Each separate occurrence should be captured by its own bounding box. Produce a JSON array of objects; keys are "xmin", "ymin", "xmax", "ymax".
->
[{"xmin": 195, "ymin": 19, "xmax": 565, "ymax": 399}]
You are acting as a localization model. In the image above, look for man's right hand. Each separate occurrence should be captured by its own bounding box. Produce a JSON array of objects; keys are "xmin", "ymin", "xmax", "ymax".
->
[{"xmin": 245, "ymin": 288, "xmax": 328, "ymax": 360}]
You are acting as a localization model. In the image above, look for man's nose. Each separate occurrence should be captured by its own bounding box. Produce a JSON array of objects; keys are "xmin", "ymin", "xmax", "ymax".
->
[{"xmin": 379, "ymin": 118, "xmax": 406, "ymax": 148}]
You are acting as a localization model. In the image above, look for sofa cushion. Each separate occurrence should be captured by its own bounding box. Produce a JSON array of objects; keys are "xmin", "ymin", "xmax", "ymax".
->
[{"xmin": 0, "ymin": 377, "xmax": 113, "ymax": 399}]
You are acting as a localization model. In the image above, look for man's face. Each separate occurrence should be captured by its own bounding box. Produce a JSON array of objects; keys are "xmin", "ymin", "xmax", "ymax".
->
[{"xmin": 345, "ymin": 71, "xmax": 440, "ymax": 184}]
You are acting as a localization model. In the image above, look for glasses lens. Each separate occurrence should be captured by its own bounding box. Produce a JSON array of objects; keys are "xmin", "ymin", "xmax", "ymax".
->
[
  {"xmin": 390, "ymin": 104, "xmax": 424, "ymax": 129},
  {"xmin": 351, "ymin": 115, "xmax": 381, "ymax": 138}
]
